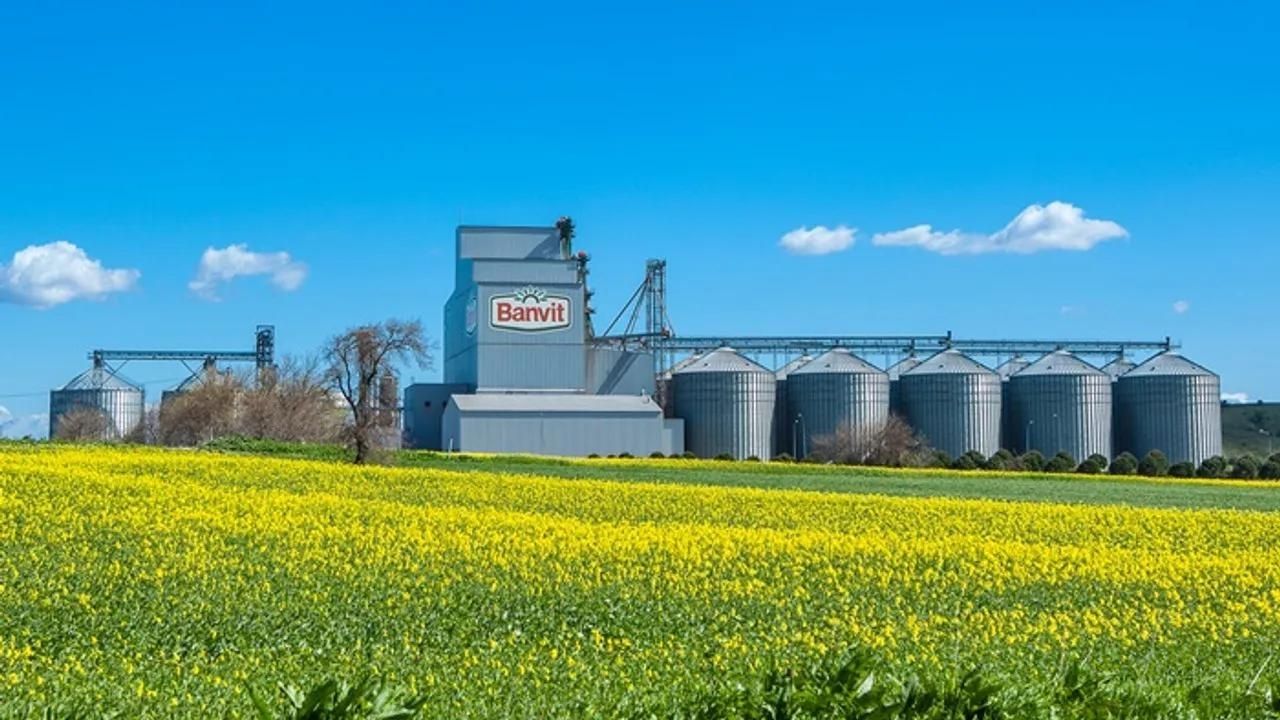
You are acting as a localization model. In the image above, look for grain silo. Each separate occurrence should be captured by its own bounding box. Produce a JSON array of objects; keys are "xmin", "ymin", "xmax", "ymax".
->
[
  {"xmin": 49, "ymin": 358, "xmax": 145, "ymax": 440},
  {"xmin": 1006, "ymin": 351, "xmax": 1111, "ymax": 461},
  {"xmin": 886, "ymin": 354, "xmax": 923, "ymax": 418},
  {"xmin": 161, "ymin": 358, "xmax": 221, "ymax": 407},
  {"xmin": 1114, "ymin": 352, "xmax": 1222, "ymax": 465},
  {"xmin": 786, "ymin": 349, "xmax": 889, "ymax": 460},
  {"xmin": 898, "ymin": 349, "xmax": 1001, "ymax": 459},
  {"xmin": 772, "ymin": 354, "xmax": 811, "ymax": 458},
  {"xmin": 657, "ymin": 353, "xmax": 701, "ymax": 418},
  {"xmin": 1100, "ymin": 355, "xmax": 1137, "ymax": 456},
  {"xmin": 672, "ymin": 347, "xmax": 775, "ymax": 459},
  {"xmin": 995, "ymin": 356, "xmax": 1030, "ymax": 451}
]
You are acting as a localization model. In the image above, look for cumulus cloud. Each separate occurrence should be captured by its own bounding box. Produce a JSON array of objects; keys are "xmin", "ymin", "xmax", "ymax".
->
[
  {"xmin": 0, "ymin": 241, "xmax": 140, "ymax": 308},
  {"xmin": 1222, "ymin": 392, "xmax": 1250, "ymax": 404},
  {"xmin": 1172, "ymin": 300, "xmax": 1191, "ymax": 315},
  {"xmin": 189, "ymin": 244, "xmax": 308, "ymax": 300},
  {"xmin": 872, "ymin": 202, "xmax": 1127, "ymax": 255},
  {"xmin": 779, "ymin": 225, "xmax": 857, "ymax": 256}
]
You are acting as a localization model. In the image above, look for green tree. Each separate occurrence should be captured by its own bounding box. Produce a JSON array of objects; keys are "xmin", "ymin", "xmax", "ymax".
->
[
  {"xmin": 1109, "ymin": 452, "xmax": 1139, "ymax": 475},
  {"xmin": 1259, "ymin": 460, "xmax": 1280, "ymax": 480},
  {"xmin": 1076, "ymin": 456, "xmax": 1106, "ymax": 474},
  {"xmin": 1168, "ymin": 461, "xmax": 1196, "ymax": 478},
  {"xmin": 1230, "ymin": 455, "xmax": 1261, "ymax": 479},
  {"xmin": 1138, "ymin": 450, "xmax": 1171, "ymax": 477},
  {"xmin": 1197, "ymin": 456, "xmax": 1229, "ymax": 478},
  {"xmin": 1019, "ymin": 450, "xmax": 1046, "ymax": 472},
  {"xmin": 1045, "ymin": 452, "xmax": 1077, "ymax": 473}
]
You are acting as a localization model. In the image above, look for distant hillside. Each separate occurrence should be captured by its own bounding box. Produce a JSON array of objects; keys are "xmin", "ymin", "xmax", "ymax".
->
[{"xmin": 1223, "ymin": 402, "xmax": 1280, "ymax": 458}]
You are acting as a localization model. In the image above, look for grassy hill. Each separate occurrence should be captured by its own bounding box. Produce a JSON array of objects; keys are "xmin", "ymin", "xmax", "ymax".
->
[{"xmin": 1223, "ymin": 401, "xmax": 1280, "ymax": 457}]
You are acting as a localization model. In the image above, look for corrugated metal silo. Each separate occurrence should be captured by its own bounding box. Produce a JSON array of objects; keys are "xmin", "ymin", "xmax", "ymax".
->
[
  {"xmin": 49, "ymin": 359, "xmax": 145, "ymax": 440},
  {"xmin": 1006, "ymin": 351, "xmax": 1111, "ymax": 461},
  {"xmin": 657, "ymin": 353, "xmax": 701, "ymax": 418},
  {"xmin": 787, "ymin": 349, "xmax": 889, "ymax": 460},
  {"xmin": 672, "ymin": 347, "xmax": 775, "ymax": 459},
  {"xmin": 161, "ymin": 358, "xmax": 221, "ymax": 407},
  {"xmin": 773, "ymin": 355, "xmax": 811, "ymax": 458},
  {"xmin": 996, "ymin": 356, "xmax": 1030, "ymax": 451},
  {"xmin": 1100, "ymin": 355, "xmax": 1137, "ymax": 456},
  {"xmin": 886, "ymin": 354, "xmax": 922, "ymax": 418},
  {"xmin": 899, "ymin": 349, "xmax": 1001, "ymax": 458},
  {"xmin": 1114, "ymin": 352, "xmax": 1222, "ymax": 465}
]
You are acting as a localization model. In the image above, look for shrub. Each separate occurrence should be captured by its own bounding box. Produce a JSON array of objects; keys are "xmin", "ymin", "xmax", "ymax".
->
[
  {"xmin": 744, "ymin": 455, "xmax": 762, "ymax": 463},
  {"xmin": 1138, "ymin": 450, "xmax": 1170, "ymax": 477},
  {"xmin": 649, "ymin": 451, "xmax": 666, "ymax": 459},
  {"xmin": 1076, "ymin": 457, "xmax": 1105, "ymax": 474},
  {"xmin": 618, "ymin": 452, "xmax": 634, "ymax": 459},
  {"xmin": 714, "ymin": 453, "xmax": 736, "ymax": 462},
  {"xmin": 587, "ymin": 453, "xmax": 600, "ymax": 459},
  {"xmin": 928, "ymin": 450, "xmax": 951, "ymax": 468},
  {"xmin": 1087, "ymin": 454, "xmax": 1109, "ymax": 469},
  {"xmin": 1271, "ymin": 452, "xmax": 1280, "ymax": 465},
  {"xmin": 1260, "ymin": 460, "xmax": 1280, "ymax": 480},
  {"xmin": 1230, "ymin": 455, "xmax": 1260, "ymax": 479},
  {"xmin": 1109, "ymin": 452, "xmax": 1138, "ymax": 475},
  {"xmin": 1045, "ymin": 452, "xmax": 1076, "ymax": 473},
  {"xmin": 1019, "ymin": 450, "xmax": 1046, "ymax": 472},
  {"xmin": 986, "ymin": 449, "xmax": 1017, "ymax": 471},
  {"xmin": 1168, "ymin": 461, "xmax": 1196, "ymax": 478},
  {"xmin": 680, "ymin": 451, "xmax": 697, "ymax": 460},
  {"xmin": 773, "ymin": 453, "xmax": 794, "ymax": 463},
  {"xmin": 1197, "ymin": 456, "xmax": 1228, "ymax": 478},
  {"xmin": 950, "ymin": 451, "xmax": 984, "ymax": 471}
]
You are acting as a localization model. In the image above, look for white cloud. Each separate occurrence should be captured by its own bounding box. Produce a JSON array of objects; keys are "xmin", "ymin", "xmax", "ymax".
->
[
  {"xmin": 1222, "ymin": 392, "xmax": 1250, "ymax": 404},
  {"xmin": 189, "ymin": 244, "xmax": 308, "ymax": 300},
  {"xmin": 0, "ymin": 410, "xmax": 48, "ymax": 439},
  {"xmin": 872, "ymin": 202, "xmax": 1127, "ymax": 255},
  {"xmin": 779, "ymin": 225, "xmax": 857, "ymax": 256},
  {"xmin": 1172, "ymin": 300, "xmax": 1191, "ymax": 315},
  {"xmin": 0, "ymin": 241, "xmax": 140, "ymax": 308}
]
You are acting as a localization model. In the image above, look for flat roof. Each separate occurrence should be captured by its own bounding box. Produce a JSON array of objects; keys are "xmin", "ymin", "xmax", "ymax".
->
[{"xmin": 450, "ymin": 393, "xmax": 661, "ymax": 414}]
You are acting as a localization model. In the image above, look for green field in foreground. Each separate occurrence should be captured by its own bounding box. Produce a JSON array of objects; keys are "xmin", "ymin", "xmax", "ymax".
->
[
  {"xmin": 4, "ymin": 443, "xmax": 1280, "ymax": 719},
  {"xmin": 204, "ymin": 438, "xmax": 1280, "ymax": 513}
]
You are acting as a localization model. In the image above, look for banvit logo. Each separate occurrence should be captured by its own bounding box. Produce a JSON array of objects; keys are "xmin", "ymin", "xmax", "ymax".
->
[{"xmin": 489, "ymin": 286, "xmax": 572, "ymax": 333}]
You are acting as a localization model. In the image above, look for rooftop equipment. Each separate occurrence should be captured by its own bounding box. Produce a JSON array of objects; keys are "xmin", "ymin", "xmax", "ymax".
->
[
  {"xmin": 898, "ymin": 349, "xmax": 1001, "ymax": 459},
  {"xmin": 786, "ymin": 349, "xmax": 889, "ymax": 460},
  {"xmin": 1007, "ymin": 351, "xmax": 1111, "ymax": 462},
  {"xmin": 672, "ymin": 347, "xmax": 775, "ymax": 460},
  {"xmin": 1114, "ymin": 352, "xmax": 1222, "ymax": 466}
]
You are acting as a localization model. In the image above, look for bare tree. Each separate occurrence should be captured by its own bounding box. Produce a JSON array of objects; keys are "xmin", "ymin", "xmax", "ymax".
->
[
  {"xmin": 808, "ymin": 416, "xmax": 930, "ymax": 467},
  {"xmin": 237, "ymin": 356, "xmax": 344, "ymax": 443},
  {"xmin": 324, "ymin": 319, "xmax": 431, "ymax": 463},
  {"xmin": 52, "ymin": 407, "xmax": 117, "ymax": 443},
  {"xmin": 157, "ymin": 373, "xmax": 242, "ymax": 446}
]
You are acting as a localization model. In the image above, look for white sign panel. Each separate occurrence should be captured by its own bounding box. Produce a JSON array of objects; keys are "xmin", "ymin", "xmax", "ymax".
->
[{"xmin": 489, "ymin": 286, "xmax": 572, "ymax": 333}]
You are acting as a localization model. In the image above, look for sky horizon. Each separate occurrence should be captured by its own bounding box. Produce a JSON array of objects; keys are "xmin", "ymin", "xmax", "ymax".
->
[{"xmin": 2, "ymin": 1, "xmax": 1277, "ymax": 437}]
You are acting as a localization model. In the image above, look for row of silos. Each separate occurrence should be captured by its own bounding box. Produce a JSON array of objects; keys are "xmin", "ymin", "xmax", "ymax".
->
[{"xmin": 668, "ymin": 347, "xmax": 1221, "ymax": 465}]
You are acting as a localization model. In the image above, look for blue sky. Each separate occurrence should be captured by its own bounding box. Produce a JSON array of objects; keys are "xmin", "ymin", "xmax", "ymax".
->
[{"xmin": 2, "ymin": 1, "xmax": 1277, "ymax": 436}]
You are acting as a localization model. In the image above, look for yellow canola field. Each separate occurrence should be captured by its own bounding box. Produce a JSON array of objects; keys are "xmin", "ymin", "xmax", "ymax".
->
[{"xmin": 1, "ymin": 444, "xmax": 1279, "ymax": 717}]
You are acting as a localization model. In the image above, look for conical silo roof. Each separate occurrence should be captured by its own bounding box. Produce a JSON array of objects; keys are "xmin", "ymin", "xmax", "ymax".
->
[
  {"xmin": 1101, "ymin": 356, "xmax": 1136, "ymax": 380},
  {"xmin": 661, "ymin": 353, "xmax": 702, "ymax": 379},
  {"xmin": 792, "ymin": 348, "xmax": 883, "ymax": 375},
  {"xmin": 1124, "ymin": 351, "xmax": 1217, "ymax": 378},
  {"xmin": 996, "ymin": 356, "xmax": 1030, "ymax": 380},
  {"xmin": 1015, "ymin": 350, "xmax": 1105, "ymax": 377},
  {"xmin": 902, "ymin": 349, "xmax": 996, "ymax": 376},
  {"xmin": 775, "ymin": 355, "xmax": 812, "ymax": 379},
  {"xmin": 886, "ymin": 355, "xmax": 922, "ymax": 380},
  {"xmin": 61, "ymin": 363, "xmax": 143, "ymax": 392},
  {"xmin": 674, "ymin": 347, "xmax": 771, "ymax": 375}
]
